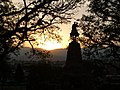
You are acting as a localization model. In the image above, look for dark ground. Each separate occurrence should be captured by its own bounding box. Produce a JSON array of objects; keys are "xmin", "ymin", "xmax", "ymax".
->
[{"xmin": 0, "ymin": 60, "xmax": 120, "ymax": 90}]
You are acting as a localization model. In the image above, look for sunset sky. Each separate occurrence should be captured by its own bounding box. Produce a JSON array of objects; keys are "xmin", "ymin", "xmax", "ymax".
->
[{"xmin": 12, "ymin": 0, "xmax": 87, "ymax": 50}]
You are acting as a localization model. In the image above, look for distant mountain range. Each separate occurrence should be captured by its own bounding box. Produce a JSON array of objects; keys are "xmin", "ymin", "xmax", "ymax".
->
[
  {"xmin": 11, "ymin": 47, "xmax": 67, "ymax": 62},
  {"xmin": 11, "ymin": 46, "xmax": 120, "ymax": 62},
  {"xmin": 50, "ymin": 49, "xmax": 67, "ymax": 61}
]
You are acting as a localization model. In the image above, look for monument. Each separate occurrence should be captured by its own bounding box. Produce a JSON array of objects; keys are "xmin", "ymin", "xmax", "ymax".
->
[
  {"xmin": 65, "ymin": 22, "xmax": 82, "ymax": 67},
  {"xmin": 62, "ymin": 22, "xmax": 98, "ymax": 89},
  {"xmin": 62, "ymin": 22, "xmax": 83, "ymax": 89}
]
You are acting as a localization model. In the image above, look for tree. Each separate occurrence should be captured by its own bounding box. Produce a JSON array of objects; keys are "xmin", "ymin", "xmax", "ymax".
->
[
  {"xmin": 0, "ymin": 0, "xmax": 84, "ymax": 60},
  {"xmin": 0, "ymin": 0, "xmax": 19, "ymax": 60},
  {"xmin": 14, "ymin": 63, "xmax": 25, "ymax": 82},
  {"xmin": 79, "ymin": 0, "xmax": 120, "ymax": 60}
]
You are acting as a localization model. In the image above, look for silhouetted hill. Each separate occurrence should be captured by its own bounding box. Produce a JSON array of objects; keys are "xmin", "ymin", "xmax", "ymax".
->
[
  {"xmin": 11, "ymin": 45, "xmax": 120, "ymax": 62},
  {"xmin": 50, "ymin": 48, "xmax": 67, "ymax": 61},
  {"xmin": 11, "ymin": 47, "xmax": 67, "ymax": 62}
]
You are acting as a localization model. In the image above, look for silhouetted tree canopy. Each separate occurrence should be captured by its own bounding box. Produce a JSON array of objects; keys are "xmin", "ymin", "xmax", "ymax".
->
[
  {"xmin": 80, "ymin": 0, "xmax": 120, "ymax": 46},
  {"xmin": 0, "ymin": 0, "xmax": 84, "ymax": 60},
  {"xmin": 14, "ymin": 63, "xmax": 25, "ymax": 82},
  {"xmin": 79, "ymin": 0, "xmax": 120, "ymax": 59}
]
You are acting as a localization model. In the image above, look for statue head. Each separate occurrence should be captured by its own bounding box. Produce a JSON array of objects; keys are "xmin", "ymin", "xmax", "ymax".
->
[{"xmin": 74, "ymin": 22, "xmax": 78, "ymax": 25}]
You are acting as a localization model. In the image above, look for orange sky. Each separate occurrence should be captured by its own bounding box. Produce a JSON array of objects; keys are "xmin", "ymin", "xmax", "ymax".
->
[{"xmin": 12, "ymin": 0, "xmax": 87, "ymax": 50}]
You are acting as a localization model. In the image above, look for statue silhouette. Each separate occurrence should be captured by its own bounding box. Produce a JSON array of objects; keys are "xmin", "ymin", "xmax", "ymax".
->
[
  {"xmin": 70, "ymin": 22, "xmax": 79, "ymax": 39},
  {"xmin": 65, "ymin": 22, "xmax": 82, "ymax": 67}
]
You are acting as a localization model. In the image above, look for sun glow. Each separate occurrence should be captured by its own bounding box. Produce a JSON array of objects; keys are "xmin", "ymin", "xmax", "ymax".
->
[{"xmin": 38, "ymin": 41, "xmax": 63, "ymax": 50}]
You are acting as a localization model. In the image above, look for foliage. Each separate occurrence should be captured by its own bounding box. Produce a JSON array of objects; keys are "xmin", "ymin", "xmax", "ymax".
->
[
  {"xmin": 0, "ymin": 0, "xmax": 16, "ymax": 80},
  {"xmin": 24, "ymin": 48, "xmax": 52, "ymax": 61},
  {"xmin": 27, "ymin": 62, "xmax": 63, "ymax": 90},
  {"xmin": 0, "ymin": 60, "xmax": 12, "ymax": 82},
  {"xmin": 0, "ymin": 0, "xmax": 18, "ymax": 59},
  {"xmin": 0, "ymin": 0, "xmax": 84, "ymax": 60},
  {"xmin": 27, "ymin": 59, "xmax": 120, "ymax": 90},
  {"xmin": 14, "ymin": 63, "xmax": 25, "ymax": 82},
  {"xmin": 79, "ymin": 0, "xmax": 120, "ymax": 59}
]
